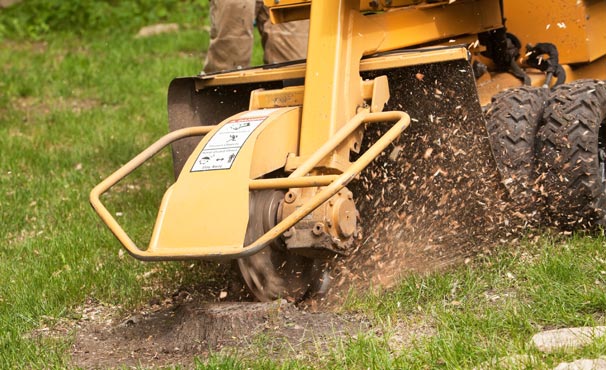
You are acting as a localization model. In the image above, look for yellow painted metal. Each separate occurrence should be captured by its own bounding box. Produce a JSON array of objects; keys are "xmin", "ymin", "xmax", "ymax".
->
[
  {"xmin": 504, "ymin": 0, "xmax": 606, "ymax": 64},
  {"xmin": 195, "ymin": 46, "xmax": 469, "ymax": 88},
  {"xmin": 297, "ymin": 0, "xmax": 500, "ymax": 171},
  {"xmin": 271, "ymin": 0, "xmax": 357, "ymax": 166},
  {"xmin": 91, "ymin": 110, "xmax": 409, "ymax": 260},
  {"xmin": 250, "ymin": 175, "xmax": 339, "ymax": 190},
  {"xmin": 358, "ymin": 0, "xmax": 423, "ymax": 10},
  {"xmin": 89, "ymin": 126, "xmax": 215, "ymax": 260},
  {"xmin": 90, "ymin": 108, "xmax": 299, "ymax": 260},
  {"xmin": 562, "ymin": 54, "xmax": 606, "ymax": 82},
  {"xmin": 153, "ymin": 0, "xmax": 486, "ymax": 258},
  {"xmin": 263, "ymin": 0, "xmax": 310, "ymax": 6},
  {"xmin": 476, "ymin": 54, "xmax": 606, "ymax": 106},
  {"xmin": 234, "ymin": 111, "xmax": 410, "ymax": 260},
  {"xmin": 96, "ymin": 0, "xmax": 513, "ymax": 262},
  {"xmin": 250, "ymin": 107, "xmax": 300, "ymax": 178},
  {"xmin": 355, "ymin": 1, "xmax": 501, "ymax": 59},
  {"xmin": 147, "ymin": 108, "xmax": 299, "ymax": 259},
  {"xmin": 249, "ymin": 86, "xmax": 305, "ymax": 110},
  {"xmin": 94, "ymin": 0, "xmax": 606, "ymax": 264},
  {"xmin": 476, "ymin": 71, "xmax": 542, "ymax": 106},
  {"xmin": 248, "ymin": 75, "xmax": 390, "ymax": 112},
  {"xmin": 265, "ymin": 1, "xmax": 311, "ymax": 23},
  {"xmin": 197, "ymin": 62, "xmax": 306, "ymax": 87}
]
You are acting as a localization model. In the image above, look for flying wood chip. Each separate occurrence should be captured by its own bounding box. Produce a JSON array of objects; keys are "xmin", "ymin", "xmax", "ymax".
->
[{"xmin": 327, "ymin": 59, "xmax": 536, "ymax": 301}]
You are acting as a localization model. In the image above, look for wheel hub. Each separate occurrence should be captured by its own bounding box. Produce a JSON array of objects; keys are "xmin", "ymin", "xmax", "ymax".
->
[{"xmin": 280, "ymin": 187, "xmax": 359, "ymax": 259}]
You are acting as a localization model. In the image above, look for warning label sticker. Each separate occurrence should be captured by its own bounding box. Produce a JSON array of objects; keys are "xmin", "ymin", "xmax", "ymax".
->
[{"xmin": 191, "ymin": 109, "xmax": 278, "ymax": 172}]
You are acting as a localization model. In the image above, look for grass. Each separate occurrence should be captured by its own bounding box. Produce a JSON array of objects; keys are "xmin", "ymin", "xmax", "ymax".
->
[
  {"xmin": 0, "ymin": 16, "xmax": 219, "ymax": 367},
  {"xmin": 1, "ymin": 5, "xmax": 606, "ymax": 370},
  {"xmin": 342, "ymin": 234, "xmax": 606, "ymax": 368},
  {"xmin": 182, "ymin": 237, "xmax": 606, "ymax": 369}
]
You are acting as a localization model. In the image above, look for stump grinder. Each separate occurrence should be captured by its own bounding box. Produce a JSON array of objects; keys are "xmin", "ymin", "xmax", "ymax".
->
[{"xmin": 91, "ymin": 0, "xmax": 606, "ymax": 301}]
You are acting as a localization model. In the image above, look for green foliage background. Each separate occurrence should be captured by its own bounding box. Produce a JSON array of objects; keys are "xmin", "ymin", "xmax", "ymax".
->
[
  {"xmin": 0, "ymin": 1, "xmax": 217, "ymax": 366},
  {"xmin": 0, "ymin": 0, "xmax": 208, "ymax": 39}
]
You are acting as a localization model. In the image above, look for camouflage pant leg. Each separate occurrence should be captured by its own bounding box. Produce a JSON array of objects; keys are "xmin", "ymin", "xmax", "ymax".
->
[
  {"xmin": 203, "ymin": 0, "xmax": 256, "ymax": 73},
  {"xmin": 203, "ymin": 0, "xmax": 309, "ymax": 73}
]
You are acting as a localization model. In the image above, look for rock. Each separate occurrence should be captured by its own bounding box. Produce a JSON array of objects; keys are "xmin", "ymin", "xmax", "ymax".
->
[
  {"xmin": 0, "ymin": 0, "xmax": 21, "ymax": 8},
  {"xmin": 135, "ymin": 23, "xmax": 179, "ymax": 38},
  {"xmin": 554, "ymin": 357, "xmax": 606, "ymax": 370},
  {"xmin": 474, "ymin": 354, "xmax": 538, "ymax": 369},
  {"xmin": 532, "ymin": 327, "xmax": 606, "ymax": 353}
]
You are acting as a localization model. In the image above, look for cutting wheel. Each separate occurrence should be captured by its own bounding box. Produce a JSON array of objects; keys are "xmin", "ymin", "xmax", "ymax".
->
[{"xmin": 238, "ymin": 190, "xmax": 331, "ymax": 302}]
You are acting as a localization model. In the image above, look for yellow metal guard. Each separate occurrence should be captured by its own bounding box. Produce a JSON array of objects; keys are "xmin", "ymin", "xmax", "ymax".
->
[{"xmin": 90, "ymin": 110, "xmax": 410, "ymax": 261}]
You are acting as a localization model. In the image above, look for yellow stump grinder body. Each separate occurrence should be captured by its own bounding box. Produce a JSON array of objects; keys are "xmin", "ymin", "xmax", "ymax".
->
[{"xmin": 91, "ymin": 0, "xmax": 606, "ymax": 301}]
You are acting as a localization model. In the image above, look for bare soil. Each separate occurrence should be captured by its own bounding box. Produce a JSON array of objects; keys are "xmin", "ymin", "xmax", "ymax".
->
[
  {"xmin": 67, "ymin": 59, "xmax": 535, "ymax": 368},
  {"xmin": 68, "ymin": 297, "xmax": 370, "ymax": 369}
]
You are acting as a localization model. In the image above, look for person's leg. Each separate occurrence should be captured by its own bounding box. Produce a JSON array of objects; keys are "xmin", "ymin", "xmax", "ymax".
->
[
  {"xmin": 203, "ymin": 0, "xmax": 255, "ymax": 73},
  {"xmin": 255, "ymin": 1, "xmax": 309, "ymax": 64}
]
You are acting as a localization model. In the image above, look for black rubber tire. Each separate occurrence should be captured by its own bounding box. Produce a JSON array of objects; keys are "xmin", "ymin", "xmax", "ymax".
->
[
  {"xmin": 536, "ymin": 79, "xmax": 606, "ymax": 228},
  {"xmin": 484, "ymin": 86, "xmax": 548, "ymax": 204}
]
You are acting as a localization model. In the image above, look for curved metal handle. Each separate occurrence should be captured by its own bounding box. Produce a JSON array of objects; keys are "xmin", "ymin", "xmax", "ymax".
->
[{"xmin": 89, "ymin": 126, "xmax": 215, "ymax": 258}]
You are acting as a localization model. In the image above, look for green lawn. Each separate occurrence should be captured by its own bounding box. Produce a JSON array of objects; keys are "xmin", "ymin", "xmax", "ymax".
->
[
  {"xmin": 1, "ymin": 3, "xmax": 605, "ymax": 369},
  {"xmin": 0, "ymin": 10, "xmax": 216, "ymax": 366}
]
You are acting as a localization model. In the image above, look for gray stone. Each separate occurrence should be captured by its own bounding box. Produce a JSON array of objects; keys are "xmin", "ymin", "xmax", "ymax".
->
[
  {"xmin": 554, "ymin": 358, "xmax": 606, "ymax": 370},
  {"xmin": 532, "ymin": 327, "xmax": 606, "ymax": 353},
  {"xmin": 135, "ymin": 23, "xmax": 179, "ymax": 38}
]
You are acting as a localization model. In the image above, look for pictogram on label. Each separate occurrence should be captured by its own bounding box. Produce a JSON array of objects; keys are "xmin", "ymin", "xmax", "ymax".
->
[{"xmin": 191, "ymin": 109, "xmax": 278, "ymax": 172}]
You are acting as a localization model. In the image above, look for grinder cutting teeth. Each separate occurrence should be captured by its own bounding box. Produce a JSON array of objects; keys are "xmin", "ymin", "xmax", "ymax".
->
[
  {"xmin": 237, "ymin": 189, "xmax": 333, "ymax": 302},
  {"xmin": 239, "ymin": 182, "xmax": 359, "ymax": 301}
]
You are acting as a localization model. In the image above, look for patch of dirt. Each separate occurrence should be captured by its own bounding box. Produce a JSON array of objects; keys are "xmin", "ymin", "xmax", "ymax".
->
[
  {"xmin": 386, "ymin": 317, "xmax": 437, "ymax": 354},
  {"xmin": 12, "ymin": 96, "xmax": 99, "ymax": 118},
  {"xmin": 1, "ymin": 39, "xmax": 48, "ymax": 53},
  {"xmin": 68, "ymin": 297, "xmax": 368, "ymax": 369}
]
